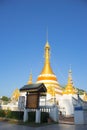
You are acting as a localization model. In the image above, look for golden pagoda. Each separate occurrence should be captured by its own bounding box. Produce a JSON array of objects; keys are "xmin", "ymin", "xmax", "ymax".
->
[
  {"xmin": 83, "ymin": 92, "xmax": 87, "ymax": 101},
  {"xmin": 63, "ymin": 69, "xmax": 77, "ymax": 94},
  {"xmin": 11, "ymin": 88, "xmax": 20, "ymax": 101},
  {"xmin": 37, "ymin": 40, "xmax": 62, "ymax": 96}
]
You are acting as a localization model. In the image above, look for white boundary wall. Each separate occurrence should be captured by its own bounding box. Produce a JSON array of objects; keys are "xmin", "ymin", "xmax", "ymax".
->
[{"xmin": 74, "ymin": 106, "xmax": 87, "ymax": 124}]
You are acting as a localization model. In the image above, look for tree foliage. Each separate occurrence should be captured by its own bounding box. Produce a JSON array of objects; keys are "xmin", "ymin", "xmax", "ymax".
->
[{"xmin": 1, "ymin": 96, "xmax": 10, "ymax": 101}]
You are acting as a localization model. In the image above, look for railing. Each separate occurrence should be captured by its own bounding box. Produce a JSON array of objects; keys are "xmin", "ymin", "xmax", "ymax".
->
[
  {"xmin": 0, "ymin": 104, "xmax": 58, "ymax": 114},
  {"xmin": 24, "ymin": 105, "xmax": 57, "ymax": 113}
]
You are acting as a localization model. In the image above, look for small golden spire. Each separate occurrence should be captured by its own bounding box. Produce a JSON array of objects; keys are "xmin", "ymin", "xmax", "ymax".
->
[
  {"xmin": 27, "ymin": 72, "xmax": 33, "ymax": 84},
  {"xmin": 11, "ymin": 88, "xmax": 20, "ymax": 101},
  {"xmin": 45, "ymin": 41, "xmax": 50, "ymax": 61},
  {"xmin": 67, "ymin": 69, "xmax": 73, "ymax": 88},
  {"xmin": 63, "ymin": 68, "xmax": 77, "ymax": 94}
]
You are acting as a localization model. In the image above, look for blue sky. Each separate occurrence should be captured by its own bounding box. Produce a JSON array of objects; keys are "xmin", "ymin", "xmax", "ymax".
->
[{"xmin": 0, "ymin": 0, "xmax": 87, "ymax": 97}]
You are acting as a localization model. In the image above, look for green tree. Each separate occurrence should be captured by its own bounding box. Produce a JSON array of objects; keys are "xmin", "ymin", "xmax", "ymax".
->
[{"xmin": 1, "ymin": 96, "xmax": 10, "ymax": 101}]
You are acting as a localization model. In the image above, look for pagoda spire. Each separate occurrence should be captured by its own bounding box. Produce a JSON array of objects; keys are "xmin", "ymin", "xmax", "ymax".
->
[
  {"xmin": 45, "ymin": 28, "xmax": 50, "ymax": 64},
  {"xmin": 63, "ymin": 68, "xmax": 77, "ymax": 94},
  {"xmin": 67, "ymin": 68, "xmax": 73, "ymax": 88},
  {"xmin": 27, "ymin": 72, "xmax": 33, "ymax": 84},
  {"xmin": 40, "ymin": 41, "xmax": 54, "ymax": 74},
  {"xmin": 37, "ymin": 37, "xmax": 62, "ymax": 96}
]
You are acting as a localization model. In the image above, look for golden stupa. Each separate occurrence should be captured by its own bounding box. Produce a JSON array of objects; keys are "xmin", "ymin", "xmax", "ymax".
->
[
  {"xmin": 63, "ymin": 69, "xmax": 77, "ymax": 94},
  {"xmin": 37, "ymin": 40, "xmax": 62, "ymax": 96},
  {"xmin": 11, "ymin": 88, "xmax": 20, "ymax": 101}
]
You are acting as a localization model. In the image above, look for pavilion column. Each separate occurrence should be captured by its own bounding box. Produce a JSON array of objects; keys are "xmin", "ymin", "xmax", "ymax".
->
[
  {"xmin": 23, "ymin": 108, "xmax": 28, "ymax": 122},
  {"xmin": 23, "ymin": 92, "xmax": 28, "ymax": 122},
  {"xmin": 35, "ymin": 109, "xmax": 41, "ymax": 123},
  {"xmin": 49, "ymin": 106, "xmax": 59, "ymax": 122},
  {"xmin": 26, "ymin": 92, "xmax": 28, "ymax": 108}
]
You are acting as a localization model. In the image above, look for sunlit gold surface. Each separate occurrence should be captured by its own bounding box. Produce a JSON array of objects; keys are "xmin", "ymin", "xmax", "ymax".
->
[
  {"xmin": 63, "ymin": 69, "xmax": 77, "ymax": 94},
  {"xmin": 11, "ymin": 88, "xmax": 20, "ymax": 101},
  {"xmin": 47, "ymin": 86, "xmax": 55, "ymax": 96},
  {"xmin": 37, "ymin": 41, "xmax": 62, "ymax": 95},
  {"xmin": 40, "ymin": 41, "xmax": 54, "ymax": 74}
]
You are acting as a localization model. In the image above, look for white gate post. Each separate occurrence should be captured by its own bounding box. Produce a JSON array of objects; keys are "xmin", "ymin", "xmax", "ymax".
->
[
  {"xmin": 35, "ymin": 109, "xmax": 41, "ymax": 123},
  {"xmin": 74, "ymin": 106, "xmax": 84, "ymax": 124},
  {"xmin": 49, "ymin": 106, "xmax": 59, "ymax": 122},
  {"xmin": 23, "ymin": 108, "xmax": 28, "ymax": 122},
  {"xmin": 54, "ymin": 106, "xmax": 59, "ymax": 122}
]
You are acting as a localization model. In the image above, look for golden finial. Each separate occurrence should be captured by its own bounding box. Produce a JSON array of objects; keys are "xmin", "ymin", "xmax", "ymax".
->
[
  {"xmin": 27, "ymin": 72, "xmax": 33, "ymax": 84},
  {"xmin": 68, "ymin": 67, "xmax": 73, "ymax": 86},
  {"xmin": 45, "ymin": 28, "xmax": 50, "ymax": 50},
  {"xmin": 45, "ymin": 41, "xmax": 50, "ymax": 51}
]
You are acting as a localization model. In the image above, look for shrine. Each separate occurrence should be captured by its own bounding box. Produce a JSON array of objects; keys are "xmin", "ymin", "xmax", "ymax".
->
[{"xmin": 20, "ymin": 83, "xmax": 47, "ymax": 123}]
